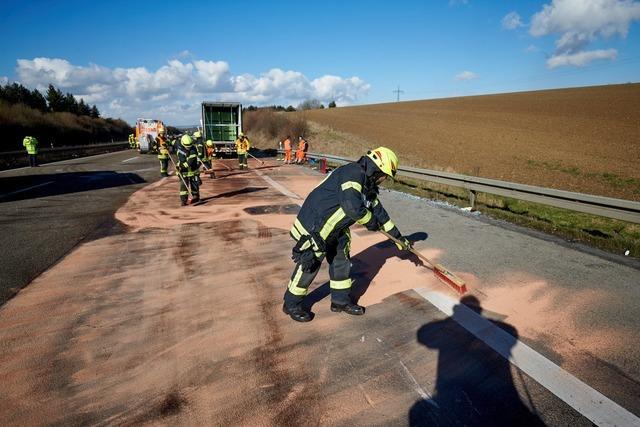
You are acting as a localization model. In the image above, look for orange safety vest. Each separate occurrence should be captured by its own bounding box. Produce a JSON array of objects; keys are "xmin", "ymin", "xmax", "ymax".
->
[{"xmin": 284, "ymin": 138, "xmax": 291, "ymax": 150}]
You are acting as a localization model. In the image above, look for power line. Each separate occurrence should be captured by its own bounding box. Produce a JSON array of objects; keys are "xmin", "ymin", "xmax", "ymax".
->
[{"xmin": 393, "ymin": 85, "xmax": 404, "ymax": 102}]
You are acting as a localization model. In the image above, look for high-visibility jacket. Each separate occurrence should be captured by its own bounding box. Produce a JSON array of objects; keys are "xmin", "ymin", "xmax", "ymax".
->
[
  {"xmin": 291, "ymin": 156, "xmax": 401, "ymax": 246},
  {"xmin": 236, "ymin": 137, "xmax": 250, "ymax": 154},
  {"xmin": 205, "ymin": 146, "xmax": 215, "ymax": 161},
  {"xmin": 176, "ymin": 142, "xmax": 199, "ymax": 177},
  {"xmin": 157, "ymin": 136, "xmax": 169, "ymax": 159},
  {"xmin": 298, "ymin": 140, "xmax": 305, "ymax": 151},
  {"xmin": 284, "ymin": 138, "xmax": 291, "ymax": 150},
  {"xmin": 23, "ymin": 136, "xmax": 38, "ymax": 154}
]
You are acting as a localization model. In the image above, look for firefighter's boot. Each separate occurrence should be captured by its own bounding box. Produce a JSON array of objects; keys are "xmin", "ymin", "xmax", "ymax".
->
[
  {"xmin": 282, "ymin": 303, "xmax": 312, "ymax": 322},
  {"xmin": 330, "ymin": 302, "xmax": 365, "ymax": 315}
]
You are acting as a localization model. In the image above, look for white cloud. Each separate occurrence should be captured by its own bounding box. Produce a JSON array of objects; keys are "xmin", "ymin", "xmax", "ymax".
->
[
  {"xmin": 502, "ymin": 11, "xmax": 524, "ymax": 30},
  {"xmin": 547, "ymin": 48, "xmax": 617, "ymax": 68},
  {"xmin": 14, "ymin": 57, "xmax": 370, "ymax": 124},
  {"xmin": 0, "ymin": 76, "xmax": 8, "ymax": 85},
  {"xmin": 525, "ymin": 44, "xmax": 539, "ymax": 53},
  {"xmin": 454, "ymin": 71, "xmax": 478, "ymax": 81},
  {"xmin": 528, "ymin": 0, "xmax": 640, "ymax": 67}
]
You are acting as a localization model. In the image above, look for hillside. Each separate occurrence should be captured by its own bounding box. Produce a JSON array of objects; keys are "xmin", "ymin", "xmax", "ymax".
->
[{"xmin": 303, "ymin": 84, "xmax": 640, "ymax": 201}]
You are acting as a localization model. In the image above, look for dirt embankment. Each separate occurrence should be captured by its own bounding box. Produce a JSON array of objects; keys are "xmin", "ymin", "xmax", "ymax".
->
[{"xmin": 302, "ymin": 84, "xmax": 640, "ymax": 201}]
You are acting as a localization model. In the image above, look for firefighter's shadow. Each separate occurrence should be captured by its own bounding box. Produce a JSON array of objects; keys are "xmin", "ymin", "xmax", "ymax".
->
[
  {"xmin": 408, "ymin": 296, "xmax": 545, "ymax": 426},
  {"xmin": 303, "ymin": 232, "xmax": 427, "ymax": 310}
]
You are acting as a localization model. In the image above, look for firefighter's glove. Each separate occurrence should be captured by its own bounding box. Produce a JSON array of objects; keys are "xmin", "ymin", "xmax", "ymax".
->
[
  {"xmin": 395, "ymin": 236, "xmax": 413, "ymax": 251},
  {"xmin": 292, "ymin": 235, "xmax": 322, "ymax": 272},
  {"xmin": 364, "ymin": 216, "xmax": 380, "ymax": 232}
]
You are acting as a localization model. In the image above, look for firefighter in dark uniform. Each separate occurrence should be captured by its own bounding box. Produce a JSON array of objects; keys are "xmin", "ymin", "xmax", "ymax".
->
[
  {"xmin": 192, "ymin": 131, "xmax": 204, "ymax": 184},
  {"xmin": 282, "ymin": 147, "xmax": 412, "ymax": 322},
  {"xmin": 156, "ymin": 130, "xmax": 170, "ymax": 176},
  {"xmin": 177, "ymin": 134, "xmax": 200, "ymax": 206}
]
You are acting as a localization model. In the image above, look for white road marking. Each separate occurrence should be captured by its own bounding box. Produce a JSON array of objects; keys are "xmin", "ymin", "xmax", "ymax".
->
[
  {"xmin": 0, "ymin": 181, "xmax": 54, "ymax": 198},
  {"xmin": 252, "ymin": 168, "xmax": 303, "ymax": 203},
  {"xmin": 122, "ymin": 156, "xmax": 139, "ymax": 163},
  {"xmin": 413, "ymin": 288, "xmax": 640, "ymax": 427},
  {"xmin": 399, "ymin": 359, "xmax": 437, "ymax": 404}
]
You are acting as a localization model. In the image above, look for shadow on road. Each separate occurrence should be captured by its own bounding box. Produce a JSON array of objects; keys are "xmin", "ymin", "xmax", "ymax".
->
[
  {"xmin": 408, "ymin": 296, "xmax": 545, "ymax": 427},
  {"xmin": 303, "ymin": 231, "xmax": 428, "ymax": 311},
  {"xmin": 0, "ymin": 171, "xmax": 146, "ymax": 203}
]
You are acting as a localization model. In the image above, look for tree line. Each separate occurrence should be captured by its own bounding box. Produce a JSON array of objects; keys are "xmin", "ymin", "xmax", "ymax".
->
[
  {"xmin": 243, "ymin": 99, "xmax": 337, "ymax": 113},
  {"xmin": 0, "ymin": 82, "xmax": 132, "ymax": 151},
  {"xmin": 0, "ymin": 82, "xmax": 101, "ymax": 118}
]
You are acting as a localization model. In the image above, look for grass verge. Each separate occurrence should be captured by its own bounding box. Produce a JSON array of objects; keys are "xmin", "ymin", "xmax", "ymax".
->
[{"xmin": 383, "ymin": 175, "xmax": 640, "ymax": 258}]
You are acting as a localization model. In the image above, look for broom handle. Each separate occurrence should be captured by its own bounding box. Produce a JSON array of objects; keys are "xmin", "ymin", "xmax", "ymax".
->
[
  {"xmin": 379, "ymin": 230, "xmax": 436, "ymax": 270},
  {"xmin": 247, "ymin": 151, "xmax": 265, "ymax": 164}
]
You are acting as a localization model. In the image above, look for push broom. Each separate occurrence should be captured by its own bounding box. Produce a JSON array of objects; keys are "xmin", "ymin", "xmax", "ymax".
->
[{"xmin": 380, "ymin": 230, "xmax": 467, "ymax": 295}]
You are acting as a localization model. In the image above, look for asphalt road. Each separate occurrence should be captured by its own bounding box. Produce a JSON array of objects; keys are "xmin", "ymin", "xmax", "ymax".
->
[
  {"xmin": 0, "ymin": 150, "xmax": 162, "ymax": 305},
  {"xmin": 1, "ymin": 158, "xmax": 639, "ymax": 425}
]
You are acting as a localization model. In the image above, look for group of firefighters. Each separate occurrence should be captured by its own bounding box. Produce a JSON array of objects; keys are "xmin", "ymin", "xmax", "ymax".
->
[
  {"xmin": 139, "ymin": 129, "xmax": 252, "ymax": 206},
  {"xmin": 21, "ymin": 128, "xmax": 409, "ymax": 323}
]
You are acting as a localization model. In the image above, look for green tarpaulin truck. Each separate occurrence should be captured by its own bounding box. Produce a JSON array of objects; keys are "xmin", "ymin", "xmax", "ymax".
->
[{"xmin": 201, "ymin": 102, "xmax": 242, "ymax": 155}]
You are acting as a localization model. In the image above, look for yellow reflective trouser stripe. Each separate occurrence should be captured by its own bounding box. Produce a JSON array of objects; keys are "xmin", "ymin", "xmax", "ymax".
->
[
  {"xmin": 330, "ymin": 278, "xmax": 352, "ymax": 290},
  {"xmin": 382, "ymin": 220, "xmax": 395, "ymax": 232},
  {"xmin": 373, "ymin": 199, "xmax": 380, "ymax": 207},
  {"xmin": 356, "ymin": 210, "xmax": 372, "ymax": 225},
  {"xmin": 341, "ymin": 181, "xmax": 362, "ymax": 192},
  {"xmin": 180, "ymin": 191, "xmax": 189, "ymax": 195},
  {"xmin": 288, "ymin": 266, "xmax": 307, "ymax": 296},
  {"xmin": 320, "ymin": 208, "xmax": 346, "ymax": 240}
]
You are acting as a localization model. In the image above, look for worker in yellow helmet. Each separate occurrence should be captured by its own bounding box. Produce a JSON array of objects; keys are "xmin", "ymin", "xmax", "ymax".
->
[
  {"xmin": 282, "ymin": 147, "xmax": 412, "ymax": 322},
  {"xmin": 156, "ymin": 130, "xmax": 170, "ymax": 177},
  {"xmin": 235, "ymin": 132, "xmax": 251, "ymax": 169},
  {"xmin": 204, "ymin": 140, "xmax": 216, "ymax": 179},
  {"xmin": 176, "ymin": 134, "xmax": 200, "ymax": 205}
]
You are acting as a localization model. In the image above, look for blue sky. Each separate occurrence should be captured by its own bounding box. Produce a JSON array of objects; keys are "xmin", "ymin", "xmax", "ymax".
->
[{"xmin": 1, "ymin": 0, "xmax": 639, "ymax": 124}]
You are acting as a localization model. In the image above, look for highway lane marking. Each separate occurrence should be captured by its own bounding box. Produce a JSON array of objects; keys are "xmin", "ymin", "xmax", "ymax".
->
[
  {"xmin": 122, "ymin": 156, "xmax": 139, "ymax": 163},
  {"xmin": 252, "ymin": 168, "xmax": 303, "ymax": 203},
  {"xmin": 413, "ymin": 288, "xmax": 640, "ymax": 427},
  {"xmin": 0, "ymin": 181, "xmax": 54, "ymax": 198}
]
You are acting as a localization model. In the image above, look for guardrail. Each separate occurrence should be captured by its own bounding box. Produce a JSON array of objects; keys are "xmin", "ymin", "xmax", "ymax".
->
[{"xmin": 292, "ymin": 151, "xmax": 640, "ymax": 224}]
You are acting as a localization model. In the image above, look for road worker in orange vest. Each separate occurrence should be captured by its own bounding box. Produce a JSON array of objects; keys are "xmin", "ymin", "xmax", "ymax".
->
[
  {"xmin": 295, "ymin": 136, "xmax": 308, "ymax": 164},
  {"xmin": 283, "ymin": 135, "xmax": 292, "ymax": 164}
]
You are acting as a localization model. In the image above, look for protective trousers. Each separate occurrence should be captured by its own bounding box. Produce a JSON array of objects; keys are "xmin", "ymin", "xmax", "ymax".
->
[
  {"xmin": 179, "ymin": 175, "xmax": 200, "ymax": 204},
  {"xmin": 28, "ymin": 154, "xmax": 37, "ymax": 167},
  {"xmin": 238, "ymin": 153, "xmax": 248, "ymax": 169},
  {"xmin": 159, "ymin": 158, "xmax": 169, "ymax": 175},
  {"xmin": 284, "ymin": 229, "xmax": 352, "ymax": 308}
]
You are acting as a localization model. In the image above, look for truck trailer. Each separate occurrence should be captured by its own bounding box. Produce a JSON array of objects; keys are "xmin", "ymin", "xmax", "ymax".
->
[{"xmin": 201, "ymin": 102, "xmax": 242, "ymax": 155}]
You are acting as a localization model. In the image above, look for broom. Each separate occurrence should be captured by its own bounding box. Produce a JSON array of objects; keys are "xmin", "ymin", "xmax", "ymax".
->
[{"xmin": 380, "ymin": 230, "xmax": 467, "ymax": 295}]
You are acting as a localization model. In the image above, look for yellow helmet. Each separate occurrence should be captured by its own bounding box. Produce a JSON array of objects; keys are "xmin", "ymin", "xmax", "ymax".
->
[
  {"xmin": 239, "ymin": 131, "xmax": 245, "ymax": 137},
  {"xmin": 366, "ymin": 147, "xmax": 398, "ymax": 178},
  {"xmin": 193, "ymin": 131, "xmax": 201, "ymax": 138},
  {"xmin": 205, "ymin": 140, "xmax": 214, "ymax": 147},
  {"xmin": 181, "ymin": 134, "xmax": 193, "ymax": 146}
]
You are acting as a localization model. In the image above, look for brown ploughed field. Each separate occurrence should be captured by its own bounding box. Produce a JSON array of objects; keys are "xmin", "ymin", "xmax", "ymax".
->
[{"xmin": 303, "ymin": 84, "xmax": 640, "ymax": 201}]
